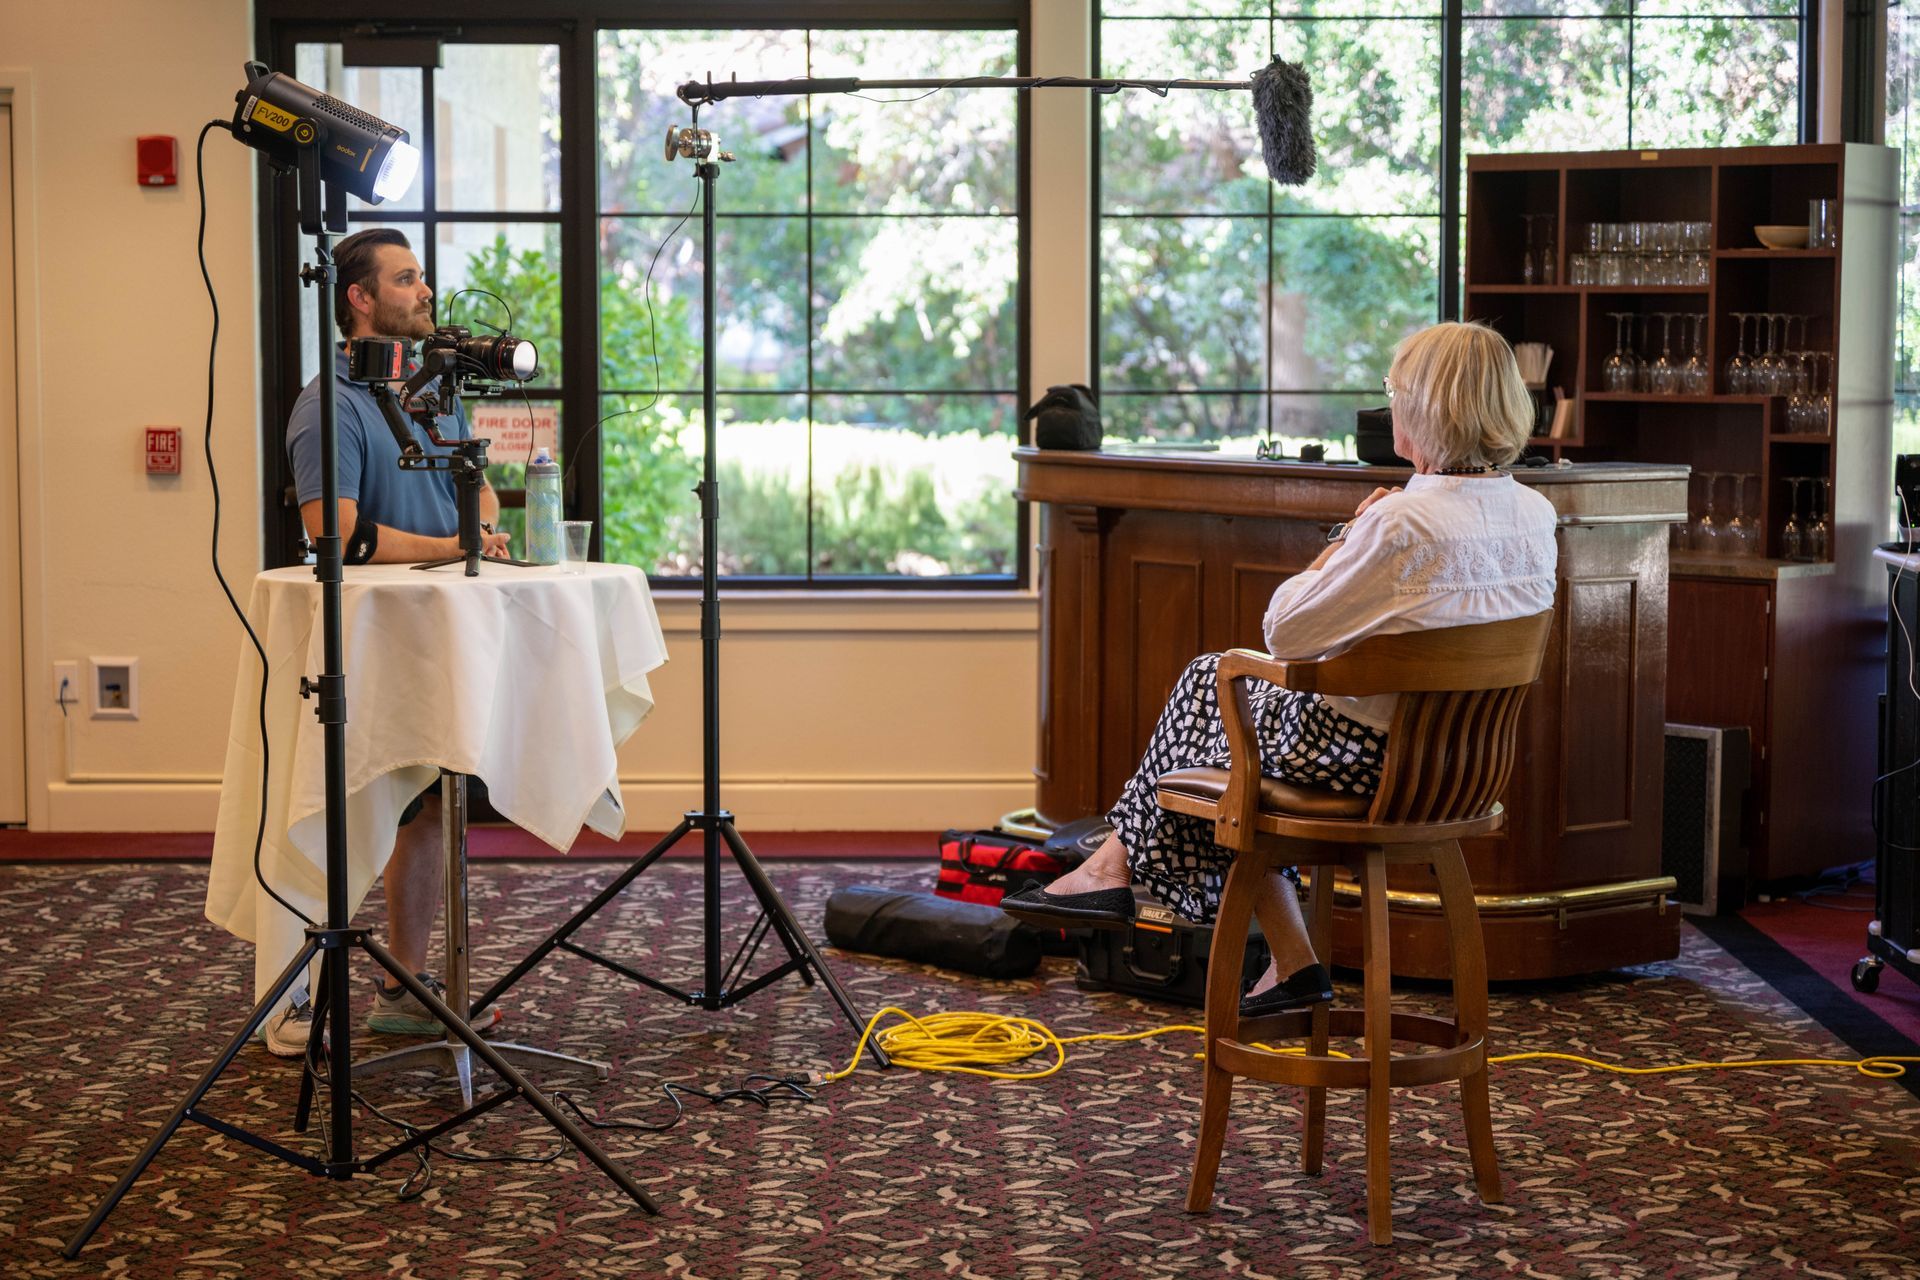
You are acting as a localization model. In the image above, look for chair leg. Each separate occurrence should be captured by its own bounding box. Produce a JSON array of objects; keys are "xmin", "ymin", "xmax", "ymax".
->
[
  {"xmin": 1360, "ymin": 848, "xmax": 1394, "ymax": 1246},
  {"xmin": 1302, "ymin": 866, "xmax": 1334, "ymax": 1176},
  {"xmin": 1432, "ymin": 840, "xmax": 1503, "ymax": 1205},
  {"xmin": 1187, "ymin": 852, "xmax": 1262, "ymax": 1213}
]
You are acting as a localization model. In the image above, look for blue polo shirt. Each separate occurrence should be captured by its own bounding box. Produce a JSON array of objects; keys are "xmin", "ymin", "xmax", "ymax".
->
[{"xmin": 286, "ymin": 344, "xmax": 472, "ymax": 538}]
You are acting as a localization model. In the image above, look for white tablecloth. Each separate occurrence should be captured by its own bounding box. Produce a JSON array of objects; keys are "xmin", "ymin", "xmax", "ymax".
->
[{"xmin": 204, "ymin": 562, "xmax": 668, "ymax": 1009}]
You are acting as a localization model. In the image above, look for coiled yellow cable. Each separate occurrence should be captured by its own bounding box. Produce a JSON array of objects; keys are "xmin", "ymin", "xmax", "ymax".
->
[{"xmin": 816, "ymin": 1006, "xmax": 1920, "ymax": 1086}]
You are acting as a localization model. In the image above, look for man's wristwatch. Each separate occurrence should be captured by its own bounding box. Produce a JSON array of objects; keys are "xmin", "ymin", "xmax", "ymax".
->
[{"xmin": 1325, "ymin": 521, "xmax": 1350, "ymax": 545}]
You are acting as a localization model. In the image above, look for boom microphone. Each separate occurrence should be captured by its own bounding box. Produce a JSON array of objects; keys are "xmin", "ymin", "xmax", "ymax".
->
[
  {"xmin": 676, "ymin": 64, "xmax": 1316, "ymax": 186},
  {"xmin": 1250, "ymin": 58, "xmax": 1315, "ymax": 186}
]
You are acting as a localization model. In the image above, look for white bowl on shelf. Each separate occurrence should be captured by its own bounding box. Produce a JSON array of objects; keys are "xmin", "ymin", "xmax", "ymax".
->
[{"xmin": 1754, "ymin": 224, "xmax": 1810, "ymax": 249}]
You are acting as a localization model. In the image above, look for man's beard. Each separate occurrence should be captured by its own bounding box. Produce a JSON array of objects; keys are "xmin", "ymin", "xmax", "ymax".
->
[{"xmin": 371, "ymin": 294, "xmax": 434, "ymax": 341}]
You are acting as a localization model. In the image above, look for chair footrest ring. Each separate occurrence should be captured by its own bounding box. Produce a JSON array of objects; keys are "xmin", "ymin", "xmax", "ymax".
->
[{"xmin": 1211, "ymin": 1009, "xmax": 1485, "ymax": 1089}]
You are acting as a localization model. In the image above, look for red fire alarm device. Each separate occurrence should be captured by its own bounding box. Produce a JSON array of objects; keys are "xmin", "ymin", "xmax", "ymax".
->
[
  {"xmin": 137, "ymin": 135, "xmax": 178, "ymax": 187},
  {"xmin": 146, "ymin": 427, "xmax": 182, "ymax": 475}
]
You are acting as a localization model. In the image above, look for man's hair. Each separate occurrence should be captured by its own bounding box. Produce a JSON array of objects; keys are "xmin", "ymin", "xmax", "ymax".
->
[
  {"xmin": 333, "ymin": 228, "xmax": 412, "ymax": 337},
  {"xmin": 1386, "ymin": 321, "xmax": 1534, "ymax": 470}
]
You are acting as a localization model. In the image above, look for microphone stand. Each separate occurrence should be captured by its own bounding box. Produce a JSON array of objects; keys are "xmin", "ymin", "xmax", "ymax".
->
[
  {"xmin": 473, "ymin": 64, "xmax": 1307, "ymax": 1056},
  {"xmin": 64, "ymin": 139, "xmax": 658, "ymax": 1262}
]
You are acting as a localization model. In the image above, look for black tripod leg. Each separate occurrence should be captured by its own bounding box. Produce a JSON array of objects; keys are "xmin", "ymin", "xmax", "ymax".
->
[
  {"xmin": 293, "ymin": 950, "xmax": 331, "ymax": 1133},
  {"xmin": 471, "ymin": 819, "xmax": 694, "ymax": 1017},
  {"xmin": 361, "ymin": 940, "xmax": 661, "ymax": 1214},
  {"xmin": 63, "ymin": 941, "xmax": 323, "ymax": 1258},
  {"xmin": 717, "ymin": 821, "xmax": 889, "ymax": 1069}
]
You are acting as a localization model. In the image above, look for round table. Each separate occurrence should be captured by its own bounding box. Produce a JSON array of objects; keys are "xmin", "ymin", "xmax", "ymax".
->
[{"xmin": 204, "ymin": 561, "xmax": 669, "ymax": 1083}]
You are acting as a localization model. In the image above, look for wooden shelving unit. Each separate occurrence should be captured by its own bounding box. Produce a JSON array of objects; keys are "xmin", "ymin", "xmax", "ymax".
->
[{"xmin": 1465, "ymin": 143, "xmax": 1897, "ymax": 885}]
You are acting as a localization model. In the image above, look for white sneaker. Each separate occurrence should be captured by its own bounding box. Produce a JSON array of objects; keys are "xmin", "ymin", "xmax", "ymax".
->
[{"xmin": 263, "ymin": 990, "xmax": 318, "ymax": 1059}]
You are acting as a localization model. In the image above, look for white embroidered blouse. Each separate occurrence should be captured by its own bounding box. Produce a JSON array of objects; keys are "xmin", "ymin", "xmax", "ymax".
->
[{"xmin": 1261, "ymin": 473, "xmax": 1559, "ymax": 731}]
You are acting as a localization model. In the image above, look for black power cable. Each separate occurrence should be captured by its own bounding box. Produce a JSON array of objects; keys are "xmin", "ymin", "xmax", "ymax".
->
[{"xmin": 197, "ymin": 118, "xmax": 313, "ymax": 932}]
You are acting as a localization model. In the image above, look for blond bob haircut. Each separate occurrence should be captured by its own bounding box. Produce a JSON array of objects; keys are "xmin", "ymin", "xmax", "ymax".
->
[{"xmin": 1387, "ymin": 321, "xmax": 1534, "ymax": 470}]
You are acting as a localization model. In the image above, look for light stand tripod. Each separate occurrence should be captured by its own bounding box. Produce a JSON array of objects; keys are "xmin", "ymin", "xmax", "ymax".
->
[
  {"xmin": 64, "ymin": 137, "xmax": 656, "ymax": 1261},
  {"xmin": 471, "ymin": 119, "xmax": 885, "ymax": 1064}
]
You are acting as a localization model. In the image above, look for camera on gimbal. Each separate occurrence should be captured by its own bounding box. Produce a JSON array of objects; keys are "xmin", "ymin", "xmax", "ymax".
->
[{"xmin": 344, "ymin": 324, "xmax": 540, "ymax": 575}]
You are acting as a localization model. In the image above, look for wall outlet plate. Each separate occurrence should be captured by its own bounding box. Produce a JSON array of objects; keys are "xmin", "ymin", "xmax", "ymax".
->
[{"xmin": 89, "ymin": 656, "xmax": 138, "ymax": 720}]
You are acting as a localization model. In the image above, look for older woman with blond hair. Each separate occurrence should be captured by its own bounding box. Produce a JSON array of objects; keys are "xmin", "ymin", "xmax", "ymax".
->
[{"xmin": 1004, "ymin": 321, "xmax": 1558, "ymax": 1014}]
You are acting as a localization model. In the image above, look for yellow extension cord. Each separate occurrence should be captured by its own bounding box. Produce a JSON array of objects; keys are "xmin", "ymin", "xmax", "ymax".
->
[{"xmin": 814, "ymin": 1006, "xmax": 1920, "ymax": 1086}]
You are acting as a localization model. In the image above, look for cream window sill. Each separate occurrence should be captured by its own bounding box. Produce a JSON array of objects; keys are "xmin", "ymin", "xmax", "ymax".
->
[{"xmin": 647, "ymin": 589, "xmax": 1041, "ymax": 634}]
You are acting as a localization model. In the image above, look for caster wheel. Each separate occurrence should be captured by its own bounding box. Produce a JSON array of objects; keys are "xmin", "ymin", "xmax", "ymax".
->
[{"xmin": 1852, "ymin": 958, "xmax": 1882, "ymax": 994}]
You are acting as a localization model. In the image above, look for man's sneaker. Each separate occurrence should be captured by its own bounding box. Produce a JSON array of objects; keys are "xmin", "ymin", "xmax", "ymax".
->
[
  {"xmin": 366, "ymin": 973, "xmax": 502, "ymax": 1036},
  {"xmin": 263, "ymin": 990, "xmax": 318, "ymax": 1059}
]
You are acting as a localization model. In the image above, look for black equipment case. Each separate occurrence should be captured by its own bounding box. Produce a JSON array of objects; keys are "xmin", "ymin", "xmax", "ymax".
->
[
  {"xmin": 1858, "ymin": 544, "xmax": 1920, "ymax": 994},
  {"xmin": 1074, "ymin": 892, "xmax": 1270, "ymax": 1008}
]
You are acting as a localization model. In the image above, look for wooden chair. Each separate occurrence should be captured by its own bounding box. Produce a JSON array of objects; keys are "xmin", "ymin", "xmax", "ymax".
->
[{"xmin": 1154, "ymin": 611, "xmax": 1553, "ymax": 1246}]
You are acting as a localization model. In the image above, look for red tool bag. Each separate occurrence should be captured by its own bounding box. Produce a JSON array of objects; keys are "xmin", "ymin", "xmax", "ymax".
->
[
  {"xmin": 935, "ymin": 821, "xmax": 1109, "ymax": 957},
  {"xmin": 934, "ymin": 830, "xmax": 1071, "ymax": 907}
]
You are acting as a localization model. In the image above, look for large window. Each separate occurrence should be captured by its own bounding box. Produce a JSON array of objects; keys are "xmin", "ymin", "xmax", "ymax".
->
[
  {"xmin": 262, "ymin": 9, "xmax": 1025, "ymax": 587},
  {"xmin": 1095, "ymin": 1, "xmax": 1806, "ymax": 453},
  {"xmin": 597, "ymin": 28, "xmax": 1023, "ymax": 580},
  {"xmin": 288, "ymin": 43, "xmax": 564, "ymax": 555}
]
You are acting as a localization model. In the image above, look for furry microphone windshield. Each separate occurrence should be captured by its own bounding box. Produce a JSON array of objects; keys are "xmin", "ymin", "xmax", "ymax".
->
[{"xmin": 1250, "ymin": 57, "xmax": 1315, "ymax": 186}]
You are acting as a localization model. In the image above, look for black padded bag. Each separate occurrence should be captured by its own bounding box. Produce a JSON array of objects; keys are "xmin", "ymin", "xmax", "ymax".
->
[
  {"xmin": 1026, "ymin": 384, "xmax": 1102, "ymax": 451},
  {"xmin": 824, "ymin": 885, "xmax": 1042, "ymax": 979}
]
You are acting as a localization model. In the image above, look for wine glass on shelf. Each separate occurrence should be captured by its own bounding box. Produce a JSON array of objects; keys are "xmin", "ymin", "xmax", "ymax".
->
[
  {"xmin": 1725, "ymin": 312, "xmax": 1751, "ymax": 394},
  {"xmin": 1782, "ymin": 316, "xmax": 1809, "ymax": 396},
  {"xmin": 1522, "ymin": 214, "xmax": 1539, "ymax": 285},
  {"xmin": 1814, "ymin": 352, "xmax": 1834, "ymax": 434},
  {"xmin": 1650, "ymin": 313, "xmax": 1678, "ymax": 395},
  {"xmin": 1759, "ymin": 313, "xmax": 1787, "ymax": 394},
  {"xmin": 1634, "ymin": 315, "xmax": 1654, "ymax": 393},
  {"xmin": 1538, "ymin": 216, "xmax": 1557, "ymax": 285},
  {"xmin": 1692, "ymin": 471, "xmax": 1722, "ymax": 554},
  {"xmin": 1723, "ymin": 473, "xmax": 1750, "ymax": 556},
  {"xmin": 1781, "ymin": 476, "xmax": 1806, "ymax": 560},
  {"xmin": 1733, "ymin": 475, "xmax": 1763, "ymax": 557},
  {"xmin": 1810, "ymin": 478, "xmax": 1833, "ymax": 560},
  {"xmin": 1787, "ymin": 376, "xmax": 1811, "ymax": 432},
  {"xmin": 1604, "ymin": 312, "xmax": 1633, "ymax": 392},
  {"xmin": 1683, "ymin": 314, "xmax": 1710, "ymax": 395}
]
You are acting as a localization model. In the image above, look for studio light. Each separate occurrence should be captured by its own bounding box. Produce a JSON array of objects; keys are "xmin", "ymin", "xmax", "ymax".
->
[{"xmin": 230, "ymin": 60, "xmax": 420, "ymax": 204}]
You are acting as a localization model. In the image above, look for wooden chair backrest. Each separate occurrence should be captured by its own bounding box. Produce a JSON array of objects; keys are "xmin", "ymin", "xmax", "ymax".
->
[{"xmin": 1354, "ymin": 612, "xmax": 1554, "ymax": 826}]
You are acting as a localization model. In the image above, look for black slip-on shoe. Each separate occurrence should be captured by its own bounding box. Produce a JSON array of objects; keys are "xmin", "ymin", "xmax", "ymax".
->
[
  {"xmin": 1238, "ymin": 963, "xmax": 1335, "ymax": 1018},
  {"xmin": 998, "ymin": 880, "xmax": 1136, "ymax": 932}
]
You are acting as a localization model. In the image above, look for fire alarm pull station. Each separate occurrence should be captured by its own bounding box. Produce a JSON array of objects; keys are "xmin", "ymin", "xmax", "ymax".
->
[{"xmin": 146, "ymin": 427, "xmax": 182, "ymax": 475}]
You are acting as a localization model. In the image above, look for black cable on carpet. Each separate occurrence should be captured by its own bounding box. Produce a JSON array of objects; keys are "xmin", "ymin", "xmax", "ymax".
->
[{"xmin": 1686, "ymin": 915, "xmax": 1920, "ymax": 1102}]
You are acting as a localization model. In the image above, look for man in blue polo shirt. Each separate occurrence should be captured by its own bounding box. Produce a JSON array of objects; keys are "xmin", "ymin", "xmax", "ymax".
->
[{"xmin": 270, "ymin": 227, "xmax": 509, "ymax": 1056}]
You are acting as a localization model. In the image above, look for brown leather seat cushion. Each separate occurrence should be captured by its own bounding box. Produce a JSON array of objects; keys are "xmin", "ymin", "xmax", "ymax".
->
[{"xmin": 1157, "ymin": 767, "xmax": 1372, "ymax": 820}]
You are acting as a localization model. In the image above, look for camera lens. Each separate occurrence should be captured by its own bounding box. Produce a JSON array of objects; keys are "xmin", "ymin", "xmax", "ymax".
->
[{"xmin": 460, "ymin": 334, "xmax": 537, "ymax": 382}]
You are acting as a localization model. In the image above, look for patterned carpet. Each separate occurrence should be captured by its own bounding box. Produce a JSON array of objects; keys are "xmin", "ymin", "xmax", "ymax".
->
[{"xmin": 4, "ymin": 859, "xmax": 1920, "ymax": 1279}]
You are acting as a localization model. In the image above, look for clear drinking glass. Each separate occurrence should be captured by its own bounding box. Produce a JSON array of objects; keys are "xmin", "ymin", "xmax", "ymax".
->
[
  {"xmin": 1809, "ymin": 199, "xmax": 1837, "ymax": 250},
  {"xmin": 560, "ymin": 519, "xmax": 594, "ymax": 573}
]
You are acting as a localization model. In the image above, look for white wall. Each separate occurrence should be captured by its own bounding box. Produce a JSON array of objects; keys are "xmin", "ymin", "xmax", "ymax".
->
[{"xmin": 2, "ymin": 2, "xmax": 1094, "ymax": 834}]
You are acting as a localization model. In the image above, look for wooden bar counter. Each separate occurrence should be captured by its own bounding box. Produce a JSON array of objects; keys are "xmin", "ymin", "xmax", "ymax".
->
[{"xmin": 1015, "ymin": 448, "xmax": 1690, "ymax": 980}]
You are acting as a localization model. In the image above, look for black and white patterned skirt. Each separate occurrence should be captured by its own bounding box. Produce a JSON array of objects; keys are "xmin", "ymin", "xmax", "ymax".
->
[{"xmin": 1105, "ymin": 652, "xmax": 1388, "ymax": 924}]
